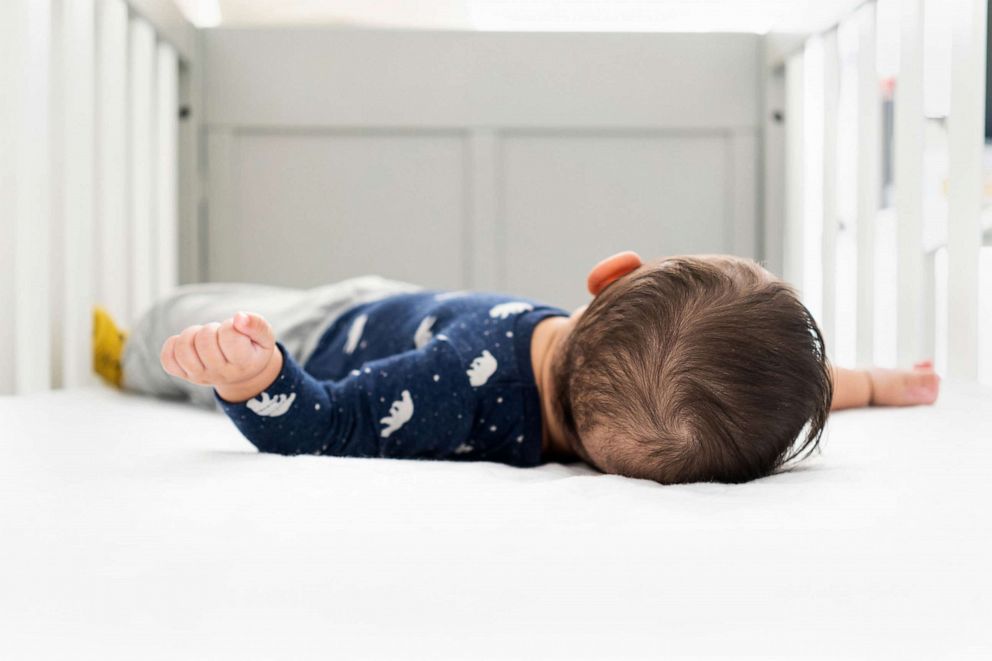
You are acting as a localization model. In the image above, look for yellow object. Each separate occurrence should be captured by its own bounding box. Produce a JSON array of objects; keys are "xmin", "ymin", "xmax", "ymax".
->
[{"xmin": 93, "ymin": 306, "xmax": 127, "ymax": 388}]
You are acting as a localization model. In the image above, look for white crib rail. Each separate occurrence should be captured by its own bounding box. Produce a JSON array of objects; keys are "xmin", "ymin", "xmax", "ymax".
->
[
  {"xmin": 97, "ymin": 0, "xmax": 130, "ymax": 330},
  {"xmin": 820, "ymin": 30, "xmax": 840, "ymax": 358},
  {"xmin": 946, "ymin": 0, "xmax": 987, "ymax": 380},
  {"xmin": 894, "ymin": 0, "xmax": 925, "ymax": 367},
  {"xmin": 785, "ymin": 0, "xmax": 988, "ymax": 383},
  {"xmin": 0, "ymin": 0, "xmax": 194, "ymax": 394},
  {"xmin": 855, "ymin": 4, "xmax": 881, "ymax": 368}
]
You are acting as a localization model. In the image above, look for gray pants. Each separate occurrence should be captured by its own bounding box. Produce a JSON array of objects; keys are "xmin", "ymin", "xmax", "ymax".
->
[{"xmin": 122, "ymin": 276, "xmax": 421, "ymax": 409}]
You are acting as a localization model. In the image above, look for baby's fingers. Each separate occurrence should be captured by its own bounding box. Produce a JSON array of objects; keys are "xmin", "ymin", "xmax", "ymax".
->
[
  {"xmin": 173, "ymin": 325, "xmax": 207, "ymax": 383},
  {"xmin": 218, "ymin": 317, "xmax": 254, "ymax": 366},
  {"xmin": 160, "ymin": 335, "xmax": 187, "ymax": 379},
  {"xmin": 233, "ymin": 311, "xmax": 275, "ymax": 350},
  {"xmin": 193, "ymin": 323, "xmax": 226, "ymax": 371}
]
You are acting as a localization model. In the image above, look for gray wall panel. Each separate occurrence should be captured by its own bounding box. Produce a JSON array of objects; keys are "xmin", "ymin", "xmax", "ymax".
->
[
  {"xmin": 204, "ymin": 30, "xmax": 760, "ymax": 130},
  {"xmin": 200, "ymin": 30, "xmax": 761, "ymax": 302},
  {"xmin": 208, "ymin": 131, "xmax": 466, "ymax": 288},
  {"xmin": 500, "ymin": 132, "xmax": 730, "ymax": 309}
]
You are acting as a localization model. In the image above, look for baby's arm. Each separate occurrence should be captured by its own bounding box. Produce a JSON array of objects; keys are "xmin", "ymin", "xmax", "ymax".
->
[
  {"xmin": 830, "ymin": 361, "xmax": 940, "ymax": 411},
  {"xmin": 161, "ymin": 311, "xmax": 364, "ymax": 455},
  {"xmin": 160, "ymin": 311, "xmax": 282, "ymax": 403}
]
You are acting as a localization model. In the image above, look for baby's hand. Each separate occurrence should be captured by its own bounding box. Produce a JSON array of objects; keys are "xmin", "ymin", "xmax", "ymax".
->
[
  {"xmin": 160, "ymin": 311, "xmax": 283, "ymax": 402},
  {"xmin": 868, "ymin": 361, "xmax": 941, "ymax": 407}
]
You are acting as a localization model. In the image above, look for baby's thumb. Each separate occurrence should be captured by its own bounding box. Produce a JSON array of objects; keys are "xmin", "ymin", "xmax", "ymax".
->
[{"xmin": 233, "ymin": 311, "xmax": 274, "ymax": 349}]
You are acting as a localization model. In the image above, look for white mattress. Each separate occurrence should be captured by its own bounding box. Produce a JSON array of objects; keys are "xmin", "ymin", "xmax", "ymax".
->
[{"xmin": 1, "ymin": 385, "xmax": 990, "ymax": 659}]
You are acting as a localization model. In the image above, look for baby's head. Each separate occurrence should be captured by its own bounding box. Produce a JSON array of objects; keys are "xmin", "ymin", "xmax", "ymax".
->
[{"xmin": 553, "ymin": 254, "xmax": 832, "ymax": 484}]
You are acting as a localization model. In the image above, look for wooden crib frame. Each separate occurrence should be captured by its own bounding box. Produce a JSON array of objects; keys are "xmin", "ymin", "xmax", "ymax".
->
[
  {"xmin": 4, "ymin": 0, "xmax": 987, "ymax": 394},
  {"xmin": 0, "ymin": 0, "xmax": 199, "ymax": 393},
  {"xmin": 774, "ymin": 0, "xmax": 988, "ymax": 382}
]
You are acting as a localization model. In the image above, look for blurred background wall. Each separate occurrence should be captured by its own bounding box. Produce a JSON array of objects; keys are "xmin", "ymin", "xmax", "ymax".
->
[{"xmin": 198, "ymin": 30, "xmax": 761, "ymax": 310}]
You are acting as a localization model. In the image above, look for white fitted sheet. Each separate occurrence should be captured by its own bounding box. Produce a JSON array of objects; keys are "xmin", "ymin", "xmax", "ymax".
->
[{"xmin": 1, "ymin": 385, "xmax": 990, "ymax": 659}]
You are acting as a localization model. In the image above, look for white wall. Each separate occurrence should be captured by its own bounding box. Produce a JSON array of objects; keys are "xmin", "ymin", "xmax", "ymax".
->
[{"xmin": 201, "ymin": 30, "xmax": 761, "ymax": 309}]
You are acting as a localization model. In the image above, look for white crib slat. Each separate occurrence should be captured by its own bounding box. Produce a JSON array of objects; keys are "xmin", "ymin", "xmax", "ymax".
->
[
  {"xmin": 821, "ymin": 30, "xmax": 840, "ymax": 355},
  {"xmin": 96, "ymin": 0, "xmax": 129, "ymax": 323},
  {"xmin": 873, "ymin": 209, "xmax": 898, "ymax": 366},
  {"xmin": 980, "ymin": 249, "xmax": 992, "ymax": 383},
  {"xmin": 855, "ymin": 5, "xmax": 880, "ymax": 366},
  {"xmin": 0, "ymin": 0, "xmax": 18, "ymax": 393},
  {"xmin": 784, "ymin": 52, "xmax": 805, "ymax": 291},
  {"xmin": 934, "ymin": 246, "xmax": 949, "ymax": 372},
  {"xmin": 802, "ymin": 37, "xmax": 824, "ymax": 323},
  {"xmin": 60, "ymin": 0, "xmax": 97, "ymax": 388},
  {"xmin": 128, "ymin": 17, "xmax": 157, "ymax": 321},
  {"xmin": 10, "ymin": 0, "xmax": 54, "ymax": 394},
  {"xmin": 155, "ymin": 42, "xmax": 179, "ymax": 296},
  {"xmin": 922, "ymin": 250, "xmax": 937, "ymax": 367},
  {"xmin": 946, "ymin": 0, "xmax": 986, "ymax": 380},
  {"xmin": 49, "ymin": 0, "xmax": 65, "ymax": 389},
  {"xmin": 894, "ymin": 0, "xmax": 926, "ymax": 367},
  {"xmin": 833, "ymin": 16, "xmax": 862, "ymax": 366}
]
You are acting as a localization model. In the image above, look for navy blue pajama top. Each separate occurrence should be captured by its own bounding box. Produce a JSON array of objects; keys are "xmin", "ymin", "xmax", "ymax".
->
[{"xmin": 214, "ymin": 291, "xmax": 569, "ymax": 467}]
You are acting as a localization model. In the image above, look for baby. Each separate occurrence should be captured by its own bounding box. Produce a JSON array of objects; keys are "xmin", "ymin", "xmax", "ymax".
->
[{"xmin": 97, "ymin": 252, "xmax": 940, "ymax": 484}]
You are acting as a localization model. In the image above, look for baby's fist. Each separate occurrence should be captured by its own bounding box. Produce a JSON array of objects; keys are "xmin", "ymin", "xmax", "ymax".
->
[{"xmin": 160, "ymin": 311, "xmax": 277, "ymax": 390}]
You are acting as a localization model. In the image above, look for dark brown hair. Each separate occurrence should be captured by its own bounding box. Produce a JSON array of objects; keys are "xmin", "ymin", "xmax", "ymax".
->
[{"xmin": 554, "ymin": 255, "xmax": 832, "ymax": 484}]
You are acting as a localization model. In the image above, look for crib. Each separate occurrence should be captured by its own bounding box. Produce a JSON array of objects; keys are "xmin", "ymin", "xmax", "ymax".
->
[
  {"xmin": 0, "ymin": 0, "xmax": 194, "ymax": 394},
  {"xmin": 4, "ymin": 1, "xmax": 989, "ymax": 396},
  {"xmin": 1, "ymin": 1, "xmax": 990, "ymax": 658},
  {"xmin": 773, "ymin": 0, "xmax": 990, "ymax": 382}
]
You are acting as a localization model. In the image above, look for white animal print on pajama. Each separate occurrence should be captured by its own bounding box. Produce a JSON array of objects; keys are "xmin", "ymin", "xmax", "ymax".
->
[
  {"xmin": 467, "ymin": 350, "xmax": 498, "ymax": 386},
  {"xmin": 214, "ymin": 290, "xmax": 567, "ymax": 466},
  {"xmin": 246, "ymin": 391, "xmax": 296, "ymax": 417},
  {"xmin": 413, "ymin": 315, "xmax": 436, "ymax": 349},
  {"xmin": 343, "ymin": 314, "xmax": 367, "ymax": 354},
  {"xmin": 489, "ymin": 301, "xmax": 534, "ymax": 319},
  {"xmin": 379, "ymin": 390, "xmax": 414, "ymax": 438}
]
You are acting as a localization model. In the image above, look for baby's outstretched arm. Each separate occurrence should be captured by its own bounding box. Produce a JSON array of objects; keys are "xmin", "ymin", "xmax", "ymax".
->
[
  {"xmin": 830, "ymin": 361, "xmax": 940, "ymax": 411},
  {"xmin": 160, "ymin": 311, "xmax": 283, "ymax": 403},
  {"xmin": 160, "ymin": 310, "xmax": 371, "ymax": 457}
]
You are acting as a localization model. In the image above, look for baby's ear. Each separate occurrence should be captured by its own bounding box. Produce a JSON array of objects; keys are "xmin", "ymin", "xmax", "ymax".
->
[{"xmin": 587, "ymin": 251, "xmax": 643, "ymax": 296}]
